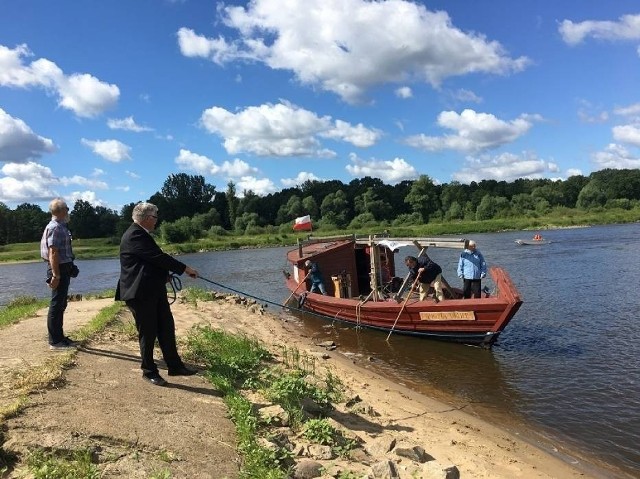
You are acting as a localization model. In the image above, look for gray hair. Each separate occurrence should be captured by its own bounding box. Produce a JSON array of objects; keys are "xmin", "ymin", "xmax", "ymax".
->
[
  {"xmin": 49, "ymin": 197, "xmax": 68, "ymax": 215},
  {"xmin": 132, "ymin": 202, "xmax": 158, "ymax": 223},
  {"xmin": 468, "ymin": 240, "xmax": 476, "ymax": 248}
]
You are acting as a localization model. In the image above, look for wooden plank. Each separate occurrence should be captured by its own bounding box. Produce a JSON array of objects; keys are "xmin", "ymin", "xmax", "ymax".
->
[{"xmin": 419, "ymin": 311, "xmax": 476, "ymax": 321}]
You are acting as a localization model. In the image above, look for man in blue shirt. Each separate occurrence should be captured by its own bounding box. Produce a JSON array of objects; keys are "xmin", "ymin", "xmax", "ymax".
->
[
  {"xmin": 457, "ymin": 240, "xmax": 487, "ymax": 299},
  {"xmin": 40, "ymin": 198, "xmax": 77, "ymax": 350}
]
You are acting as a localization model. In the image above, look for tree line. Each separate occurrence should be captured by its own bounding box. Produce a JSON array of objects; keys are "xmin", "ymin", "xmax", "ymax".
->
[{"xmin": 1, "ymin": 168, "xmax": 639, "ymax": 245}]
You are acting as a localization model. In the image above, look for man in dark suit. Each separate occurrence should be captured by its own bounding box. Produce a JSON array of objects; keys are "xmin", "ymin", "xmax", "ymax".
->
[{"xmin": 115, "ymin": 202, "xmax": 199, "ymax": 386}]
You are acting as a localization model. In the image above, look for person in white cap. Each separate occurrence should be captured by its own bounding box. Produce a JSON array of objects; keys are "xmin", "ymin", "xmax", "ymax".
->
[{"xmin": 457, "ymin": 240, "xmax": 487, "ymax": 299}]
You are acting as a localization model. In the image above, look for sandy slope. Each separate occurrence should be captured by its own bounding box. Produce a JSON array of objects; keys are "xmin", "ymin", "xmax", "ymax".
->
[{"xmin": 0, "ymin": 295, "xmax": 606, "ymax": 478}]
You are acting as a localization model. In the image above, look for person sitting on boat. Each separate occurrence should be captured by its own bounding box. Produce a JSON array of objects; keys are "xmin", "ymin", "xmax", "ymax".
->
[
  {"xmin": 533, "ymin": 233, "xmax": 543, "ymax": 241},
  {"xmin": 305, "ymin": 260, "xmax": 327, "ymax": 295},
  {"xmin": 404, "ymin": 255, "xmax": 444, "ymax": 303},
  {"xmin": 457, "ymin": 240, "xmax": 487, "ymax": 299}
]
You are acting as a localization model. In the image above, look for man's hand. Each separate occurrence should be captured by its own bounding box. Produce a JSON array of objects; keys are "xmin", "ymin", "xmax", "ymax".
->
[
  {"xmin": 48, "ymin": 277, "xmax": 60, "ymax": 289},
  {"xmin": 185, "ymin": 266, "xmax": 198, "ymax": 278}
]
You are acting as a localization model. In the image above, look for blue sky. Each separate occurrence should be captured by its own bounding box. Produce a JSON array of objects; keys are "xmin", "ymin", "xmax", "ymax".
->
[{"xmin": 1, "ymin": 0, "xmax": 640, "ymax": 212}]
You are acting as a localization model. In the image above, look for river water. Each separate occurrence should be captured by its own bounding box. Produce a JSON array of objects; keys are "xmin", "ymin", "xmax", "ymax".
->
[{"xmin": 1, "ymin": 223, "xmax": 638, "ymax": 477}]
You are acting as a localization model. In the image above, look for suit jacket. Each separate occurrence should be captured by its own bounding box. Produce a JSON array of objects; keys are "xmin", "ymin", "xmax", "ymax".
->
[{"xmin": 115, "ymin": 223, "xmax": 187, "ymax": 301}]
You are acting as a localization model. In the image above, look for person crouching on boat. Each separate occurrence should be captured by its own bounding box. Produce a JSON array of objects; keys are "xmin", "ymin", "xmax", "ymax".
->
[
  {"xmin": 457, "ymin": 240, "xmax": 487, "ymax": 299},
  {"xmin": 404, "ymin": 255, "xmax": 444, "ymax": 303},
  {"xmin": 305, "ymin": 260, "xmax": 327, "ymax": 295}
]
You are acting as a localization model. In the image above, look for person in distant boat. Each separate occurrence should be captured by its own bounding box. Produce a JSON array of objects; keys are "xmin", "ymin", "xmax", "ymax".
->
[
  {"xmin": 404, "ymin": 255, "xmax": 444, "ymax": 302},
  {"xmin": 457, "ymin": 240, "xmax": 487, "ymax": 299},
  {"xmin": 533, "ymin": 233, "xmax": 543, "ymax": 241},
  {"xmin": 305, "ymin": 260, "xmax": 327, "ymax": 295}
]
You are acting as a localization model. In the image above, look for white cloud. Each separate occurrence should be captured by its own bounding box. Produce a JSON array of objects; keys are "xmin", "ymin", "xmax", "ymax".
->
[
  {"xmin": 68, "ymin": 190, "xmax": 107, "ymax": 207},
  {"xmin": 236, "ymin": 176, "xmax": 277, "ymax": 196},
  {"xmin": 59, "ymin": 175, "xmax": 108, "ymax": 189},
  {"xmin": 0, "ymin": 108, "xmax": 56, "ymax": 162},
  {"xmin": 180, "ymin": 0, "xmax": 528, "ymax": 103},
  {"xmin": 81, "ymin": 138, "xmax": 132, "ymax": 162},
  {"xmin": 566, "ymin": 168, "xmax": 583, "ymax": 177},
  {"xmin": 0, "ymin": 161, "xmax": 57, "ymax": 201},
  {"xmin": 281, "ymin": 171, "xmax": 322, "ymax": 187},
  {"xmin": 559, "ymin": 14, "xmax": 640, "ymax": 46},
  {"xmin": 107, "ymin": 116, "xmax": 153, "ymax": 132},
  {"xmin": 92, "ymin": 168, "xmax": 105, "ymax": 176},
  {"xmin": 395, "ymin": 87, "xmax": 413, "ymax": 99},
  {"xmin": 346, "ymin": 153, "xmax": 418, "ymax": 184},
  {"xmin": 612, "ymin": 124, "xmax": 640, "ymax": 147},
  {"xmin": 200, "ymin": 101, "xmax": 378, "ymax": 156},
  {"xmin": 450, "ymin": 88, "xmax": 483, "ymax": 104},
  {"xmin": 0, "ymin": 44, "xmax": 119, "ymax": 117},
  {"xmin": 320, "ymin": 120, "xmax": 382, "ymax": 147},
  {"xmin": 115, "ymin": 185, "xmax": 130, "ymax": 192},
  {"xmin": 125, "ymin": 170, "xmax": 140, "ymax": 179},
  {"xmin": 592, "ymin": 143, "xmax": 640, "ymax": 169},
  {"xmin": 175, "ymin": 149, "xmax": 259, "ymax": 178},
  {"xmin": 613, "ymin": 102, "xmax": 640, "ymax": 117},
  {"xmin": 452, "ymin": 151, "xmax": 559, "ymax": 183},
  {"xmin": 404, "ymin": 109, "xmax": 536, "ymax": 153}
]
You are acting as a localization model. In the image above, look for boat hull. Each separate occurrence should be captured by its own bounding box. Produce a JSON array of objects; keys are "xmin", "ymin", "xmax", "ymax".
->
[
  {"xmin": 285, "ymin": 237, "xmax": 522, "ymax": 348},
  {"xmin": 515, "ymin": 239, "xmax": 551, "ymax": 245}
]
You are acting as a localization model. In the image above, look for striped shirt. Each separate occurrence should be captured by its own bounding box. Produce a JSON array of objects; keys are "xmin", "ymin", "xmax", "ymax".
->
[{"xmin": 40, "ymin": 219, "xmax": 74, "ymax": 263}]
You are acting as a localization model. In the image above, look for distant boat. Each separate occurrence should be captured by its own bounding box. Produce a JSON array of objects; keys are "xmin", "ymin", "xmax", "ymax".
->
[
  {"xmin": 515, "ymin": 238, "xmax": 551, "ymax": 245},
  {"xmin": 284, "ymin": 234, "xmax": 522, "ymax": 348}
]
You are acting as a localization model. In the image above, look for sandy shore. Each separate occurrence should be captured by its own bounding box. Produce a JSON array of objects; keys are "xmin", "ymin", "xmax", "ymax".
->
[{"xmin": 0, "ymin": 294, "xmax": 611, "ymax": 478}]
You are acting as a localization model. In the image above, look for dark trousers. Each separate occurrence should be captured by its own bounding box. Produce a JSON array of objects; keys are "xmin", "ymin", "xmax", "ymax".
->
[
  {"xmin": 47, "ymin": 268, "xmax": 70, "ymax": 344},
  {"xmin": 462, "ymin": 279, "xmax": 482, "ymax": 299},
  {"xmin": 125, "ymin": 293, "xmax": 183, "ymax": 375}
]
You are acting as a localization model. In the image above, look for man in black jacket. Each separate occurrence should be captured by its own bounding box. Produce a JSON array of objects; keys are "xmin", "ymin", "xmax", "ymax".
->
[
  {"xmin": 404, "ymin": 255, "xmax": 444, "ymax": 302},
  {"xmin": 115, "ymin": 202, "xmax": 199, "ymax": 386}
]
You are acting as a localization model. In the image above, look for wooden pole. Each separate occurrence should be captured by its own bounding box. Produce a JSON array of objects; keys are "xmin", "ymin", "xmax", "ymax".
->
[
  {"xmin": 386, "ymin": 276, "xmax": 420, "ymax": 341},
  {"xmin": 283, "ymin": 271, "xmax": 311, "ymax": 307}
]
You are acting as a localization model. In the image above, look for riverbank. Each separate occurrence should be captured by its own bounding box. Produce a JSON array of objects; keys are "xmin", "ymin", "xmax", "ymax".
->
[
  {"xmin": 2, "ymin": 211, "xmax": 639, "ymax": 264},
  {"xmin": 0, "ymin": 294, "xmax": 613, "ymax": 478}
]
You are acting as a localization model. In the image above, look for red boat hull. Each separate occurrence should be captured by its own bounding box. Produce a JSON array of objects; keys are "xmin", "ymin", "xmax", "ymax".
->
[{"xmin": 285, "ymin": 238, "xmax": 522, "ymax": 347}]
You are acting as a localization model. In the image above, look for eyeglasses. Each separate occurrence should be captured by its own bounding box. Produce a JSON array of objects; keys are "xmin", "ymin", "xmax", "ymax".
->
[{"xmin": 148, "ymin": 215, "xmax": 158, "ymax": 219}]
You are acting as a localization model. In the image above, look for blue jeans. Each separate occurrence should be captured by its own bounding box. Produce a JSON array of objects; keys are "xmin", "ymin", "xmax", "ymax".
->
[
  {"xmin": 47, "ymin": 268, "xmax": 70, "ymax": 344},
  {"xmin": 310, "ymin": 281, "xmax": 327, "ymax": 295}
]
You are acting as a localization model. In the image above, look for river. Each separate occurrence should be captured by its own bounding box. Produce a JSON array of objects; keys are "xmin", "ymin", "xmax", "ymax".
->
[{"xmin": 1, "ymin": 223, "xmax": 638, "ymax": 477}]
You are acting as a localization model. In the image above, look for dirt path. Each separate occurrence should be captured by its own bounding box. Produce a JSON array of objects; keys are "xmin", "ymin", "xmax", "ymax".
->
[
  {"xmin": 1, "ymin": 298, "xmax": 239, "ymax": 479},
  {"xmin": 0, "ymin": 295, "xmax": 609, "ymax": 479}
]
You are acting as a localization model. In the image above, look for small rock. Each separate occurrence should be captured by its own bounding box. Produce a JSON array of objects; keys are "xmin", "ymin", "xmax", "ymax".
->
[
  {"xmin": 293, "ymin": 459, "xmax": 323, "ymax": 479},
  {"xmin": 370, "ymin": 460, "xmax": 399, "ymax": 479}
]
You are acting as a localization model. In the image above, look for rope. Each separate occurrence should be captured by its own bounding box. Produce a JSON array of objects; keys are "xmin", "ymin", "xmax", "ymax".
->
[{"xmin": 167, "ymin": 273, "xmax": 182, "ymax": 304}]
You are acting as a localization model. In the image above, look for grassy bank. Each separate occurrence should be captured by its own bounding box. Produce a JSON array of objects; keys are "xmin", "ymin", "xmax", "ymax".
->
[{"xmin": 2, "ymin": 208, "xmax": 638, "ymax": 263}]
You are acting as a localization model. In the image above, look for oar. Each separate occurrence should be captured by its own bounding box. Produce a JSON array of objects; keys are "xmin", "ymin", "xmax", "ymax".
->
[
  {"xmin": 386, "ymin": 276, "xmax": 420, "ymax": 341},
  {"xmin": 283, "ymin": 271, "xmax": 311, "ymax": 307}
]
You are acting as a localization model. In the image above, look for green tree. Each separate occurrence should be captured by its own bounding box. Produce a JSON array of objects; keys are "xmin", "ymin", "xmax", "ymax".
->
[
  {"xmin": 226, "ymin": 182, "xmax": 239, "ymax": 229},
  {"xmin": 354, "ymin": 187, "xmax": 392, "ymax": 221},
  {"xmin": 158, "ymin": 173, "xmax": 216, "ymax": 222},
  {"xmin": 404, "ymin": 175, "xmax": 440, "ymax": 223},
  {"xmin": 302, "ymin": 196, "xmax": 319, "ymax": 221},
  {"xmin": 320, "ymin": 190, "xmax": 349, "ymax": 227},
  {"xmin": 11, "ymin": 203, "xmax": 48, "ymax": 243},
  {"xmin": 70, "ymin": 200, "xmax": 99, "ymax": 239},
  {"xmin": 576, "ymin": 180, "xmax": 607, "ymax": 209}
]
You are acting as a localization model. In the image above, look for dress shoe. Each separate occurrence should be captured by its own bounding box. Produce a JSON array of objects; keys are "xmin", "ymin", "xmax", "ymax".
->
[
  {"xmin": 143, "ymin": 373, "xmax": 168, "ymax": 386},
  {"xmin": 168, "ymin": 366, "xmax": 198, "ymax": 376}
]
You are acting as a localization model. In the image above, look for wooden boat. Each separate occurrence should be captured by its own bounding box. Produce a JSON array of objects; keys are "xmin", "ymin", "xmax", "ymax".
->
[
  {"xmin": 284, "ymin": 234, "xmax": 522, "ymax": 348},
  {"xmin": 515, "ymin": 239, "xmax": 551, "ymax": 245}
]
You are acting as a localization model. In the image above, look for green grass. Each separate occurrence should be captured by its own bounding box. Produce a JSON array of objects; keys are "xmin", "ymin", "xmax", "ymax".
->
[
  {"xmin": 183, "ymin": 323, "xmax": 351, "ymax": 478},
  {"xmin": 3, "ymin": 206, "xmax": 639, "ymax": 263},
  {"xmin": 0, "ymin": 296, "xmax": 48, "ymax": 329},
  {"xmin": 26, "ymin": 448, "xmax": 99, "ymax": 479}
]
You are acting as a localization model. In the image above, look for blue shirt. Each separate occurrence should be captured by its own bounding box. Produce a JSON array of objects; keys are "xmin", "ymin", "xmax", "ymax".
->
[
  {"xmin": 40, "ymin": 218, "xmax": 74, "ymax": 263},
  {"xmin": 457, "ymin": 249, "xmax": 487, "ymax": 280}
]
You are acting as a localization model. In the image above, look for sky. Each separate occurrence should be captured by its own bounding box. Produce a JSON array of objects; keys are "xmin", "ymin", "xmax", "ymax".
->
[{"xmin": 1, "ymin": 0, "xmax": 640, "ymax": 213}]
